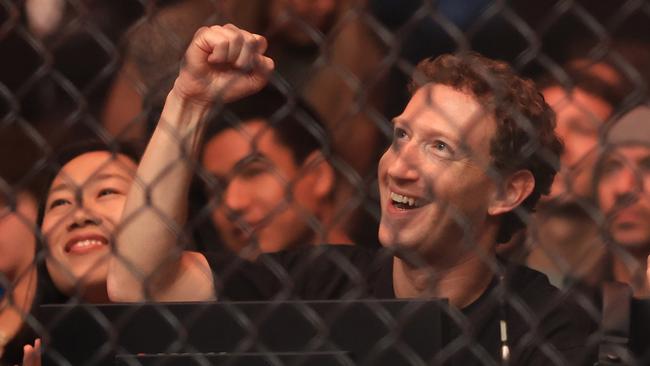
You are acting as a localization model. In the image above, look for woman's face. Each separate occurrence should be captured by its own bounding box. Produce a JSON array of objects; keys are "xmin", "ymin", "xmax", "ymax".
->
[{"xmin": 41, "ymin": 151, "xmax": 136, "ymax": 300}]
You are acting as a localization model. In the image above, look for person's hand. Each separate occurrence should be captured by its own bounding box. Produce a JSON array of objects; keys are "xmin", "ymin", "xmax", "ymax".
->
[
  {"xmin": 19, "ymin": 338, "xmax": 41, "ymax": 366},
  {"xmin": 172, "ymin": 24, "xmax": 274, "ymax": 106}
]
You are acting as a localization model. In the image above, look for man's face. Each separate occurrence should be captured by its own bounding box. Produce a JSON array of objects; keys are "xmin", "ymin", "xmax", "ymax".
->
[
  {"xmin": 543, "ymin": 86, "xmax": 612, "ymax": 201},
  {"xmin": 202, "ymin": 120, "xmax": 322, "ymax": 256},
  {"xmin": 597, "ymin": 145, "xmax": 650, "ymax": 254},
  {"xmin": 378, "ymin": 84, "xmax": 498, "ymax": 264},
  {"xmin": 41, "ymin": 151, "xmax": 136, "ymax": 296}
]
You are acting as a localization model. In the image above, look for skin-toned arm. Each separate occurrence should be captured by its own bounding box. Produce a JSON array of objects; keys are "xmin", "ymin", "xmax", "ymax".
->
[{"xmin": 108, "ymin": 24, "xmax": 274, "ymax": 302}]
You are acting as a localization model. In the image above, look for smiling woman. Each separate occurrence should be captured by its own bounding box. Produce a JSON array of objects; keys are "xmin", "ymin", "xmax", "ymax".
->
[
  {"xmin": 40, "ymin": 147, "xmax": 139, "ymax": 303},
  {"xmin": 0, "ymin": 140, "xmax": 141, "ymax": 365}
]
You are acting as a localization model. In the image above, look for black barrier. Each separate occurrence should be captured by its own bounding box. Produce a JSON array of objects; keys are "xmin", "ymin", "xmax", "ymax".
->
[
  {"xmin": 39, "ymin": 300, "xmax": 448, "ymax": 366},
  {"xmin": 1, "ymin": 1, "xmax": 650, "ymax": 366}
]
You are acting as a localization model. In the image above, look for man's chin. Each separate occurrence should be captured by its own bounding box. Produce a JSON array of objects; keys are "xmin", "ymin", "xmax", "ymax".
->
[
  {"xmin": 613, "ymin": 234, "xmax": 650, "ymax": 254},
  {"xmin": 378, "ymin": 231, "xmax": 411, "ymax": 250}
]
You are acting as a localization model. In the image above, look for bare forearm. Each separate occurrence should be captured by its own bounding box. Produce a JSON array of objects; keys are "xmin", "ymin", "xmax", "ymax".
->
[
  {"xmin": 107, "ymin": 24, "xmax": 273, "ymax": 302},
  {"xmin": 109, "ymin": 91, "xmax": 210, "ymax": 300}
]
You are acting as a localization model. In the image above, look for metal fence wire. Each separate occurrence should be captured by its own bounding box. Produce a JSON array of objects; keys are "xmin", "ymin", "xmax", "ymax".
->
[{"xmin": 1, "ymin": 0, "xmax": 650, "ymax": 365}]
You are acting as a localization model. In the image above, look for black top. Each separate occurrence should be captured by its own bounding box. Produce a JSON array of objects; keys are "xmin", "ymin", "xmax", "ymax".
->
[
  {"xmin": 1, "ymin": 262, "xmax": 68, "ymax": 366},
  {"xmin": 572, "ymin": 280, "xmax": 650, "ymax": 363},
  {"xmin": 205, "ymin": 245, "xmax": 596, "ymax": 365}
]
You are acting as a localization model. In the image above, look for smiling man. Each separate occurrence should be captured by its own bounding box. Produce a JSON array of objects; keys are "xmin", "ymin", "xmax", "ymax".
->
[
  {"xmin": 595, "ymin": 105, "xmax": 650, "ymax": 298},
  {"xmin": 200, "ymin": 87, "xmax": 352, "ymax": 259},
  {"xmin": 109, "ymin": 24, "xmax": 593, "ymax": 365}
]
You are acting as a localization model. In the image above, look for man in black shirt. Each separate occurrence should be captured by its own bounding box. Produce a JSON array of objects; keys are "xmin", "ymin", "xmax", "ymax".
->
[
  {"xmin": 595, "ymin": 106, "xmax": 650, "ymax": 297},
  {"xmin": 108, "ymin": 24, "xmax": 594, "ymax": 364}
]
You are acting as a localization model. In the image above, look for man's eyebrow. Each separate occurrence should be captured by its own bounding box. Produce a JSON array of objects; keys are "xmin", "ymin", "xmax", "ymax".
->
[
  {"xmin": 391, "ymin": 116, "xmax": 464, "ymax": 145},
  {"xmin": 391, "ymin": 117, "xmax": 405, "ymax": 125},
  {"xmin": 48, "ymin": 173, "xmax": 132, "ymax": 194},
  {"xmin": 231, "ymin": 152, "xmax": 268, "ymax": 173}
]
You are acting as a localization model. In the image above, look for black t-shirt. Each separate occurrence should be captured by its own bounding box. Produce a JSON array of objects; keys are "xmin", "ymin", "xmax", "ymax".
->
[
  {"xmin": 571, "ymin": 279, "xmax": 650, "ymax": 364},
  {"xmin": 205, "ymin": 245, "xmax": 596, "ymax": 365}
]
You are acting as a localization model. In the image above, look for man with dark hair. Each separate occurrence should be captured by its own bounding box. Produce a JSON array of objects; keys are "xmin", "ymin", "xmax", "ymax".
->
[
  {"xmin": 108, "ymin": 25, "xmax": 593, "ymax": 364},
  {"xmin": 200, "ymin": 86, "xmax": 352, "ymax": 258},
  {"xmin": 594, "ymin": 105, "xmax": 650, "ymax": 298},
  {"xmin": 537, "ymin": 64, "xmax": 624, "ymax": 204},
  {"xmin": 523, "ymin": 63, "xmax": 624, "ymax": 288}
]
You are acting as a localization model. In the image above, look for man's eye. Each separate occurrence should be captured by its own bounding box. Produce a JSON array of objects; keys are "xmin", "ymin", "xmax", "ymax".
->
[
  {"xmin": 212, "ymin": 176, "xmax": 228, "ymax": 189},
  {"xmin": 433, "ymin": 141, "xmax": 448, "ymax": 151},
  {"xmin": 98, "ymin": 188, "xmax": 119, "ymax": 197},
  {"xmin": 639, "ymin": 158, "xmax": 650, "ymax": 174},
  {"xmin": 49, "ymin": 198, "xmax": 70, "ymax": 209},
  {"xmin": 430, "ymin": 140, "xmax": 454, "ymax": 157},
  {"xmin": 567, "ymin": 119, "xmax": 598, "ymax": 137},
  {"xmin": 239, "ymin": 164, "xmax": 269, "ymax": 178},
  {"xmin": 393, "ymin": 127, "xmax": 407, "ymax": 140},
  {"xmin": 601, "ymin": 160, "xmax": 622, "ymax": 176},
  {"xmin": 204, "ymin": 175, "xmax": 227, "ymax": 199}
]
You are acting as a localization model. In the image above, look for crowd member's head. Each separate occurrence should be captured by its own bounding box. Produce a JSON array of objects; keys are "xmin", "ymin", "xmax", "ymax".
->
[
  {"xmin": 201, "ymin": 87, "xmax": 349, "ymax": 258},
  {"xmin": 38, "ymin": 141, "xmax": 140, "ymax": 302},
  {"xmin": 378, "ymin": 53, "xmax": 562, "ymax": 264},
  {"xmin": 538, "ymin": 64, "xmax": 623, "ymax": 204},
  {"xmin": 0, "ymin": 187, "xmax": 39, "ymax": 364},
  {"xmin": 0, "ymin": 189, "xmax": 38, "ymax": 284},
  {"xmin": 595, "ymin": 106, "xmax": 650, "ymax": 262},
  {"xmin": 267, "ymin": 0, "xmax": 342, "ymax": 45},
  {"xmin": 102, "ymin": 0, "xmax": 217, "ymax": 139}
]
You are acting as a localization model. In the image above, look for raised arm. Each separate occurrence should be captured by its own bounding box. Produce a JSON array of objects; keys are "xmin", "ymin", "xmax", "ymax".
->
[{"xmin": 108, "ymin": 24, "xmax": 274, "ymax": 302}]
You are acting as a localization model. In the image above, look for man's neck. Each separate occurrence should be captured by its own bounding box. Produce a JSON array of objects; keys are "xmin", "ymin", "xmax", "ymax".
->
[
  {"xmin": 612, "ymin": 252, "xmax": 650, "ymax": 298},
  {"xmin": 392, "ymin": 252, "xmax": 496, "ymax": 308},
  {"xmin": 317, "ymin": 202, "xmax": 354, "ymax": 245},
  {"xmin": 321, "ymin": 226, "xmax": 353, "ymax": 245}
]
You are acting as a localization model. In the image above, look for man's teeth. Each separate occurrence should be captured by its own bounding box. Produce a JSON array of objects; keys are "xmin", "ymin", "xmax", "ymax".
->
[{"xmin": 390, "ymin": 192, "xmax": 417, "ymax": 207}]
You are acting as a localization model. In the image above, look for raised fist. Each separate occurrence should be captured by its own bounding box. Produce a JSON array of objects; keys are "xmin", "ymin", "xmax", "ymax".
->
[{"xmin": 172, "ymin": 24, "xmax": 274, "ymax": 106}]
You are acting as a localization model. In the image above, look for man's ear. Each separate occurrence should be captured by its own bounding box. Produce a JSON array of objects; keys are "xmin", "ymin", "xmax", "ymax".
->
[
  {"xmin": 488, "ymin": 170, "xmax": 535, "ymax": 216},
  {"xmin": 300, "ymin": 151, "xmax": 335, "ymax": 199}
]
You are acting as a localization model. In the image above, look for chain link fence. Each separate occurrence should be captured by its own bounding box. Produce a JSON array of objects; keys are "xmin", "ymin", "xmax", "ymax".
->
[{"xmin": 1, "ymin": 0, "xmax": 650, "ymax": 365}]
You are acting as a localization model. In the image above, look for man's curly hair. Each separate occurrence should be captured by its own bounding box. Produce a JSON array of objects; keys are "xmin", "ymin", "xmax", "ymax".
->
[{"xmin": 408, "ymin": 53, "xmax": 563, "ymax": 243}]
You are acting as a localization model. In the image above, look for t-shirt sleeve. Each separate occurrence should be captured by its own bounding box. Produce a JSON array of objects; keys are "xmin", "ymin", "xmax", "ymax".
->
[{"xmin": 203, "ymin": 245, "xmax": 382, "ymax": 301}]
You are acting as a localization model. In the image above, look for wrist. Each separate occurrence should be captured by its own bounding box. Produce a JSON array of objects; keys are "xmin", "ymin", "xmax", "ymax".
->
[
  {"xmin": 158, "ymin": 89, "xmax": 216, "ymax": 141},
  {"xmin": 166, "ymin": 87, "xmax": 215, "ymax": 112}
]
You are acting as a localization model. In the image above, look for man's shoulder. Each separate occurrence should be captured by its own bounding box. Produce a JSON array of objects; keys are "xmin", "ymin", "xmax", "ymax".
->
[
  {"xmin": 500, "ymin": 261, "xmax": 597, "ymax": 364},
  {"xmin": 506, "ymin": 261, "xmax": 555, "ymax": 290},
  {"xmin": 504, "ymin": 261, "xmax": 586, "ymax": 315}
]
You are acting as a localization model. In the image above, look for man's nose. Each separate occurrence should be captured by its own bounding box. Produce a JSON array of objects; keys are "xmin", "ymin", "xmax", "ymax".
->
[
  {"xmin": 608, "ymin": 166, "xmax": 644, "ymax": 209},
  {"xmin": 612, "ymin": 166, "xmax": 640, "ymax": 196},
  {"xmin": 222, "ymin": 179, "xmax": 253, "ymax": 216},
  {"xmin": 386, "ymin": 143, "xmax": 420, "ymax": 182}
]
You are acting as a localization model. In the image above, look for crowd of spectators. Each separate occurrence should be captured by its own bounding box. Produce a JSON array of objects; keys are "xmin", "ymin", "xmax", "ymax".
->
[{"xmin": 1, "ymin": 0, "xmax": 649, "ymax": 365}]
